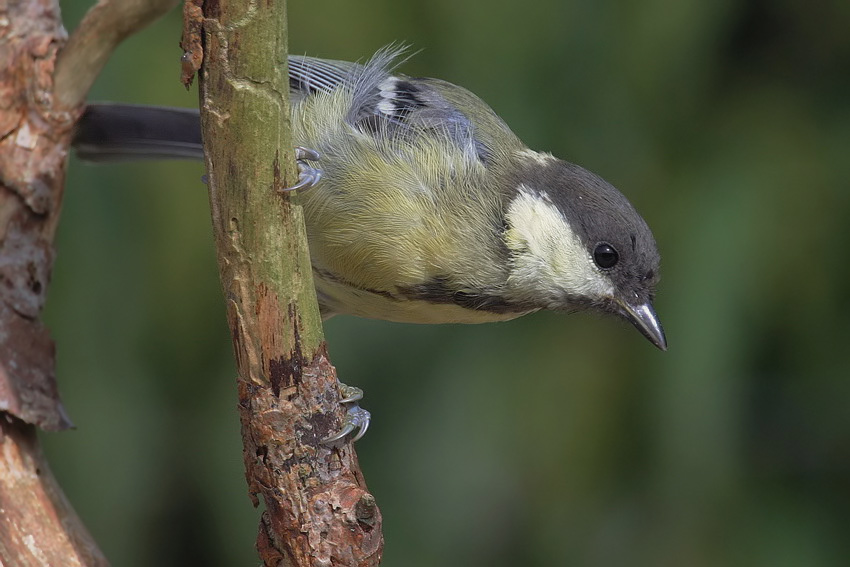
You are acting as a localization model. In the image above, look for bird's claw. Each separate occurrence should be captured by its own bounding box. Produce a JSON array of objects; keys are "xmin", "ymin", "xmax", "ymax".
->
[
  {"xmin": 280, "ymin": 146, "xmax": 322, "ymax": 192},
  {"xmin": 337, "ymin": 384, "xmax": 363, "ymax": 404},
  {"xmin": 295, "ymin": 147, "xmax": 320, "ymax": 161},
  {"xmin": 321, "ymin": 382, "xmax": 370, "ymax": 444},
  {"xmin": 323, "ymin": 405, "xmax": 371, "ymax": 444}
]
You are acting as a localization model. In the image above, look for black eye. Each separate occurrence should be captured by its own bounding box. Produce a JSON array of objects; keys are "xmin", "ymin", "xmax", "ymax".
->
[{"xmin": 593, "ymin": 243, "xmax": 619, "ymax": 269}]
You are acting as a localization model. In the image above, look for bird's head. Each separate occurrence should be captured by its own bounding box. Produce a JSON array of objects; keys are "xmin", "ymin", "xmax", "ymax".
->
[{"xmin": 501, "ymin": 152, "xmax": 666, "ymax": 350}]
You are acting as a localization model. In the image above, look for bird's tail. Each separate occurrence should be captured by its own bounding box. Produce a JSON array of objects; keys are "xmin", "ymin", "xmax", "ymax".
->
[{"xmin": 72, "ymin": 103, "xmax": 203, "ymax": 162}]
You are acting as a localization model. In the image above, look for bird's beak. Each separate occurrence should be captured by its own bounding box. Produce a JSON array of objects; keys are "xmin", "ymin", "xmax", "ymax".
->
[{"xmin": 615, "ymin": 299, "xmax": 667, "ymax": 351}]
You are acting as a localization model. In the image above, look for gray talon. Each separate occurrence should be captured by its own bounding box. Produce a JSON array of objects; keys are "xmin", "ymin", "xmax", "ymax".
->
[
  {"xmin": 323, "ymin": 405, "xmax": 371, "ymax": 444},
  {"xmin": 323, "ymin": 421, "xmax": 354, "ymax": 445},
  {"xmin": 338, "ymin": 384, "xmax": 363, "ymax": 404},
  {"xmin": 280, "ymin": 146, "xmax": 323, "ymax": 192},
  {"xmin": 295, "ymin": 147, "xmax": 321, "ymax": 161},
  {"xmin": 321, "ymin": 382, "xmax": 371, "ymax": 444},
  {"xmin": 349, "ymin": 407, "xmax": 371, "ymax": 442}
]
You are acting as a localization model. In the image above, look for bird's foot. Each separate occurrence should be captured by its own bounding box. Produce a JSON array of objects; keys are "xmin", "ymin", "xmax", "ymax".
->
[
  {"xmin": 279, "ymin": 146, "xmax": 322, "ymax": 192},
  {"xmin": 322, "ymin": 383, "xmax": 371, "ymax": 444}
]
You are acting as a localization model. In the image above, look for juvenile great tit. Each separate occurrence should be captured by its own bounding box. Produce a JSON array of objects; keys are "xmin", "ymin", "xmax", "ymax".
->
[{"xmin": 73, "ymin": 48, "xmax": 666, "ymax": 438}]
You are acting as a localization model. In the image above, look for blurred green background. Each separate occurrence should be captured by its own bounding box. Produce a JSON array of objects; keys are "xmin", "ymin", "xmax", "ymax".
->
[{"xmin": 47, "ymin": 1, "xmax": 849, "ymax": 566}]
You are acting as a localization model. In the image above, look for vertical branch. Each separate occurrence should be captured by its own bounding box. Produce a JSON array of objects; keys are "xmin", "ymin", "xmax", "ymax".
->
[
  {"xmin": 0, "ymin": 0, "xmax": 175, "ymax": 564},
  {"xmin": 197, "ymin": 1, "xmax": 383, "ymax": 565},
  {"xmin": 0, "ymin": 0, "xmax": 95, "ymax": 563}
]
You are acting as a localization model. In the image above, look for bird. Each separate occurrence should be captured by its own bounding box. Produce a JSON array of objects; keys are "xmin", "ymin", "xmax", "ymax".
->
[{"xmin": 73, "ymin": 47, "xmax": 666, "ymax": 441}]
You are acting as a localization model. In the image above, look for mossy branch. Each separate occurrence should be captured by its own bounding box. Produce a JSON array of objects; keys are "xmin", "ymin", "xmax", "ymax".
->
[{"xmin": 196, "ymin": 1, "xmax": 383, "ymax": 564}]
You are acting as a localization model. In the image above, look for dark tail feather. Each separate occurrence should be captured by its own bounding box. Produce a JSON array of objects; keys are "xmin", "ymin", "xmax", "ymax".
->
[{"xmin": 73, "ymin": 103, "xmax": 203, "ymax": 162}]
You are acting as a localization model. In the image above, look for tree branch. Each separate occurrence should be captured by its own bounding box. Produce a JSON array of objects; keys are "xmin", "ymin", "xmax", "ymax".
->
[
  {"xmin": 0, "ymin": 0, "xmax": 176, "ymax": 564},
  {"xmin": 0, "ymin": 416, "xmax": 107, "ymax": 565},
  {"xmin": 54, "ymin": 0, "xmax": 180, "ymax": 109},
  {"xmin": 196, "ymin": 1, "xmax": 383, "ymax": 565}
]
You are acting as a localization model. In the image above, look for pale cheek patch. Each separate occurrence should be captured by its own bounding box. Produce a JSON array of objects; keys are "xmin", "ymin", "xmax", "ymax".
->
[{"xmin": 505, "ymin": 188, "xmax": 614, "ymax": 303}]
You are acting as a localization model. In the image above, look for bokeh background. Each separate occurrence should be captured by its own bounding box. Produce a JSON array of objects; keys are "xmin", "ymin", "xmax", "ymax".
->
[{"xmin": 48, "ymin": 1, "xmax": 849, "ymax": 566}]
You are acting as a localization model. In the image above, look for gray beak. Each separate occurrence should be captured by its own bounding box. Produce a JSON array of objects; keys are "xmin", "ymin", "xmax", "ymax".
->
[{"xmin": 616, "ymin": 300, "xmax": 667, "ymax": 351}]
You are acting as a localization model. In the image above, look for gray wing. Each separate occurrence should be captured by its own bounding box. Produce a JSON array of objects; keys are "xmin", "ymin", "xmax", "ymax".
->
[
  {"xmin": 74, "ymin": 47, "xmax": 517, "ymax": 164},
  {"xmin": 289, "ymin": 47, "xmax": 512, "ymax": 162},
  {"xmin": 288, "ymin": 56, "xmax": 362, "ymax": 99}
]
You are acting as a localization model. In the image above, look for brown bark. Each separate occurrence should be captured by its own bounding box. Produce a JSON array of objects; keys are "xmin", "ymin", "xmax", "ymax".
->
[
  {"xmin": 196, "ymin": 1, "xmax": 384, "ymax": 565},
  {"xmin": 0, "ymin": 416, "xmax": 107, "ymax": 566},
  {"xmin": 0, "ymin": 0, "xmax": 74, "ymax": 433},
  {"xmin": 0, "ymin": 0, "xmax": 176, "ymax": 564}
]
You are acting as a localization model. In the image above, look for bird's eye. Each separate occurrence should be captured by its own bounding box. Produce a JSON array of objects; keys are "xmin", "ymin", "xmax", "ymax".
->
[{"xmin": 593, "ymin": 243, "xmax": 619, "ymax": 269}]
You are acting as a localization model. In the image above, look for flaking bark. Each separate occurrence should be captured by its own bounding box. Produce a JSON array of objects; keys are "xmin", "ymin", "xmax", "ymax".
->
[
  {"xmin": 195, "ymin": 1, "xmax": 384, "ymax": 565},
  {"xmin": 0, "ymin": 1, "xmax": 176, "ymax": 564}
]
